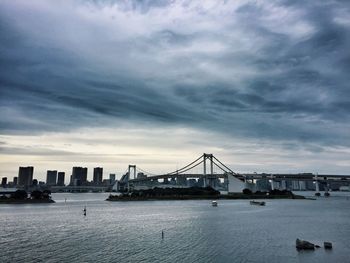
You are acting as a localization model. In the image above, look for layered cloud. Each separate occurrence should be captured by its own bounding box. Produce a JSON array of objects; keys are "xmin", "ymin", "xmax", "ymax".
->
[{"xmin": 0, "ymin": 0, "xmax": 350, "ymax": 178}]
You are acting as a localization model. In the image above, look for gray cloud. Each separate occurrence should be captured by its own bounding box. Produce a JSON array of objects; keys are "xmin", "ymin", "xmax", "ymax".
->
[{"xmin": 0, "ymin": 0, "xmax": 350, "ymax": 148}]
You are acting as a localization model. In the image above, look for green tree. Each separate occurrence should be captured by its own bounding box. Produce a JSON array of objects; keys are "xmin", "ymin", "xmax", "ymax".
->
[
  {"xmin": 11, "ymin": 190, "xmax": 28, "ymax": 200},
  {"xmin": 31, "ymin": 190, "xmax": 43, "ymax": 199}
]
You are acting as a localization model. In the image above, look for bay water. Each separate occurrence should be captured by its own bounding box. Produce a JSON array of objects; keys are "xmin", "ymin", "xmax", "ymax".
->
[{"xmin": 1, "ymin": 192, "xmax": 349, "ymax": 262}]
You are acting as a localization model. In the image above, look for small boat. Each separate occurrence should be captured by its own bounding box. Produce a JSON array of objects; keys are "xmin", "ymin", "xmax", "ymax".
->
[
  {"xmin": 250, "ymin": 200, "xmax": 265, "ymax": 206},
  {"xmin": 212, "ymin": 201, "xmax": 218, "ymax": 207}
]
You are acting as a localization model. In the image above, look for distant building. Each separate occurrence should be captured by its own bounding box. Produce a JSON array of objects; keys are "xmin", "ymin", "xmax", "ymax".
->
[
  {"xmin": 1, "ymin": 177, "xmax": 7, "ymax": 187},
  {"xmin": 13, "ymin": 176, "xmax": 18, "ymax": 186},
  {"xmin": 285, "ymin": 180, "xmax": 292, "ymax": 190},
  {"xmin": 102, "ymin": 179, "xmax": 111, "ymax": 186},
  {"xmin": 32, "ymin": 179, "xmax": 38, "ymax": 186},
  {"xmin": 170, "ymin": 177, "xmax": 176, "ymax": 185},
  {"xmin": 305, "ymin": 181, "xmax": 315, "ymax": 191},
  {"xmin": 292, "ymin": 181, "xmax": 299, "ymax": 190},
  {"xmin": 299, "ymin": 181, "xmax": 306, "ymax": 190},
  {"xmin": 176, "ymin": 176, "xmax": 187, "ymax": 186},
  {"xmin": 136, "ymin": 172, "xmax": 147, "ymax": 179},
  {"xmin": 188, "ymin": 179, "xmax": 197, "ymax": 187},
  {"xmin": 109, "ymin": 174, "xmax": 116, "ymax": 184},
  {"xmin": 57, "ymin": 172, "xmax": 65, "ymax": 186},
  {"xmin": 256, "ymin": 178, "xmax": 270, "ymax": 191},
  {"xmin": 46, "ymin": 170, "xmax": 58, "ymax": 186},
  {"xmin": 18, "ymin": 166, "xmax": 34, "ymax": 187},
  {"xmin": 292, "ymin": 181, "xmax": 307, "ymax": 191},
  {"xmin": 93, "ymin": 167, "xmax": 103, "ymax": 185},
  {"xmin": 197, "ymin": 177, "xmax": 204, "ymax": 187},
  {"xmin": 71, "ymin": 167, "xmax": 88, "ymax": 186}
]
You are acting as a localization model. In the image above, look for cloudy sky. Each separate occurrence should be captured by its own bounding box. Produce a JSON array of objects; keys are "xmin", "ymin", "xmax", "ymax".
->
[{"xmin": 1, "ymin": 0, "xmax": 350, "ymax": 183}]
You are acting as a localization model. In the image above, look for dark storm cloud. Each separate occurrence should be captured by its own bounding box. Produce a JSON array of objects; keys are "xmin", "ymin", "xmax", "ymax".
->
[{"xmin": 0, "ymin": 0, "xmax": 349, "ymax": 146}]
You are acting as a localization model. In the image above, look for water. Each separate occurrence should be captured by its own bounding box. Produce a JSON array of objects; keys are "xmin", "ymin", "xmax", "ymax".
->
[{"xmin": 1, "ymin": 192, "xmax": 350, "ymax": 263}]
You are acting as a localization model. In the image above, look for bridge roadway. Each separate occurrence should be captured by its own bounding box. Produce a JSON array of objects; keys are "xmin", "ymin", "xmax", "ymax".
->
[
  {"xmin": 244, "ymin": 173, "xmax": 350, "ymax": 182},
  {"xmin": 129, "ymin": 173, "xmax": 227, "ymax": 182},
  {"xmin": 128, "ymin": 173, "xmax": 350, "ymax": 183},
  {"xmin": 50, "ymin": 185, "xmax": 109, "ymax": 192}
]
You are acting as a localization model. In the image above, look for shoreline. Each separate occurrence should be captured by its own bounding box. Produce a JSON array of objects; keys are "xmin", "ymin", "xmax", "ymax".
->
[
  {"xmin": 0, "ymin": 198, "xmax": 55, "ymax": 204},
  {"xmin": 106, "ymin": 193, "xmax": 305, "ymax": 202}
]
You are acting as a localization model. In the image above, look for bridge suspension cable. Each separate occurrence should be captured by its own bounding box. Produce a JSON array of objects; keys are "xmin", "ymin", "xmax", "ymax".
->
[
  {"xmin": 212, "ymin": 156, "xmax": 238, "ymax": 175},
  {"xmin": 211, "ymin": 159, "xmax": 229, "ymax": 173},
  {"xmin": 165, "ymin": 154, "xmax": 205, "ymax": 175},
  {"xmin": 170, "ymin": 159, "xmax": 205, "ymax": 175},
  {"xmin": 136, "ymin": 166, "xmax": 158, "ymax": 177}
]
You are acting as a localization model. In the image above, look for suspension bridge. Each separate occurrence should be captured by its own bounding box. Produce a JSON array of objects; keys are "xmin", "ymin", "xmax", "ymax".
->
[
  {"xmin": 118, "ymin": 153, "xmax": 246, "ymax": 192},
  {"xmin": 116, "ymin": 153, "xmax": 350, "ymax": 194}
]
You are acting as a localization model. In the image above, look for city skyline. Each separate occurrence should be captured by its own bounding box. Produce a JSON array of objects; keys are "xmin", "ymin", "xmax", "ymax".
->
[
  {"xmin": 1, "ymin": 0, "xmax": 350, "ymax": 181},
  {"xmin": 4, "ymin": 165, "xmax": 119, "ymax": 186}
]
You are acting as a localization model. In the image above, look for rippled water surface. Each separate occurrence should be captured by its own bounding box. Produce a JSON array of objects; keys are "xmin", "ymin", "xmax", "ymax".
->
[{"xmin": 1, "ymin": 192, "xmax": 350, "ymax": 263}]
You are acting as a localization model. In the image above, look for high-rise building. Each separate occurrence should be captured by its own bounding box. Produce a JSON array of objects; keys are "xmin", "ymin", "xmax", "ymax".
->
[
  {"xmin": 1, "ymin": 177, "xmax": 7, "ymax": 187},
  {"xmin": 18, "ymin": 166, "xmax": 34, "ymax": 187},
  {"xmin": 46, "ymin": 170, "xmax": 57, "ymax": 186},
  {"xmin": 93, "ymin": 167, "xmax": 103, "ymax": 185},
  {"xmin": 71, "ymin": 167, "xmax": 88, "ymax": 186},
  {"xmin": 109, "ymin": 173, "xmax": 116, "ymax": 183},
  {"xmin": 13, "ymin": 176, "xmax": 18, "ymax": 186},
  {"xmin": 57, "ymin": 172, "xmax": 65, "ymax": 186}
]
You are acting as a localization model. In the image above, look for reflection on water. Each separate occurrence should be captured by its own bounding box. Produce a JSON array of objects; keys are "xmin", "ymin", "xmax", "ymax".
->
[{"xmin": 1, "ymin": 192, "xmax": 349, "ymax": 263}]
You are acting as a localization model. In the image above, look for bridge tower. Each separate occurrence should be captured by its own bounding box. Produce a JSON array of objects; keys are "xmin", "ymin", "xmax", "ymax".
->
[
  {"xmin": 128, "ymin": 165, "xmax": 136, "ymax": 179},
  {"xmin": 127, "ymin": 165, "xmax": 136, "ymax": 192},
  {"xmin": 203, "ymin": 153, "xmax": 214, "ymax": 187}
]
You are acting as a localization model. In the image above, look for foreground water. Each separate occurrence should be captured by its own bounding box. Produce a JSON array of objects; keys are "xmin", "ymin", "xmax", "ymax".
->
[{"xmin": 1, "ymin": 192, "xmax": 349, "ymax": 263}]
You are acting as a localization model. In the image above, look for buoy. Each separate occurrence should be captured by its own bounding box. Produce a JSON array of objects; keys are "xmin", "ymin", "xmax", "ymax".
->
[
  {"xmin": 83, "ymin": 206, "xmax": 86, "ymax": 216},
  {"xmin": 162, "ymin": 230, "xmax": 164, "ymax": 239}
]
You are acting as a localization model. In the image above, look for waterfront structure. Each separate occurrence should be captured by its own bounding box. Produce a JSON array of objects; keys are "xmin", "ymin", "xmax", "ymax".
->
[
  {"xmin": 46, "ymin": 170, "xmax": 58, "ymax": 186},
  {"xmin": 93, "ymin": 167, "xmax": 103, "ymax": 185},
  {"xmin": 57, "ymin": 172, "xmax": 65, "ymax": 186},
  {"xmin": 71, "ymin": 167, "xmax": 88, "ymax": 186},
  {"xmin": 18, "ymin": 166, "xmax": 34, "ymax": 187}
]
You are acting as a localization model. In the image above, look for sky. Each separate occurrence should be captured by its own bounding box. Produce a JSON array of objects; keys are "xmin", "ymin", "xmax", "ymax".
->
[{"xmin": 1, "ymin": 0, "xmax": 350, "ymax": 183}]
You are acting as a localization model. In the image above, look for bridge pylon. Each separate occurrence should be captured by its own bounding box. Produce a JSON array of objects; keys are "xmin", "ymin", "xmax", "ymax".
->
[
  {"xmin": 128, "ymin": 165, "xmax": 136, "ymax": 179},
  {"xmin": 127, "ymin": 165, "xmax": 136, "ymax": 193},
  {"xmin": 203, "ymin": 153, "xmax": 214, "ymax": 187}
]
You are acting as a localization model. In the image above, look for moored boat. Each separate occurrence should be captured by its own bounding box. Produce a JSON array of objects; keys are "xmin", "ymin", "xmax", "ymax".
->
[
  {"xmin": 250, "ymin": 200, "xmax": 265, "ymax": 206},
  {"xmin": 212, "ymin": 200, "xmax": 218, "ymax": 207}
]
